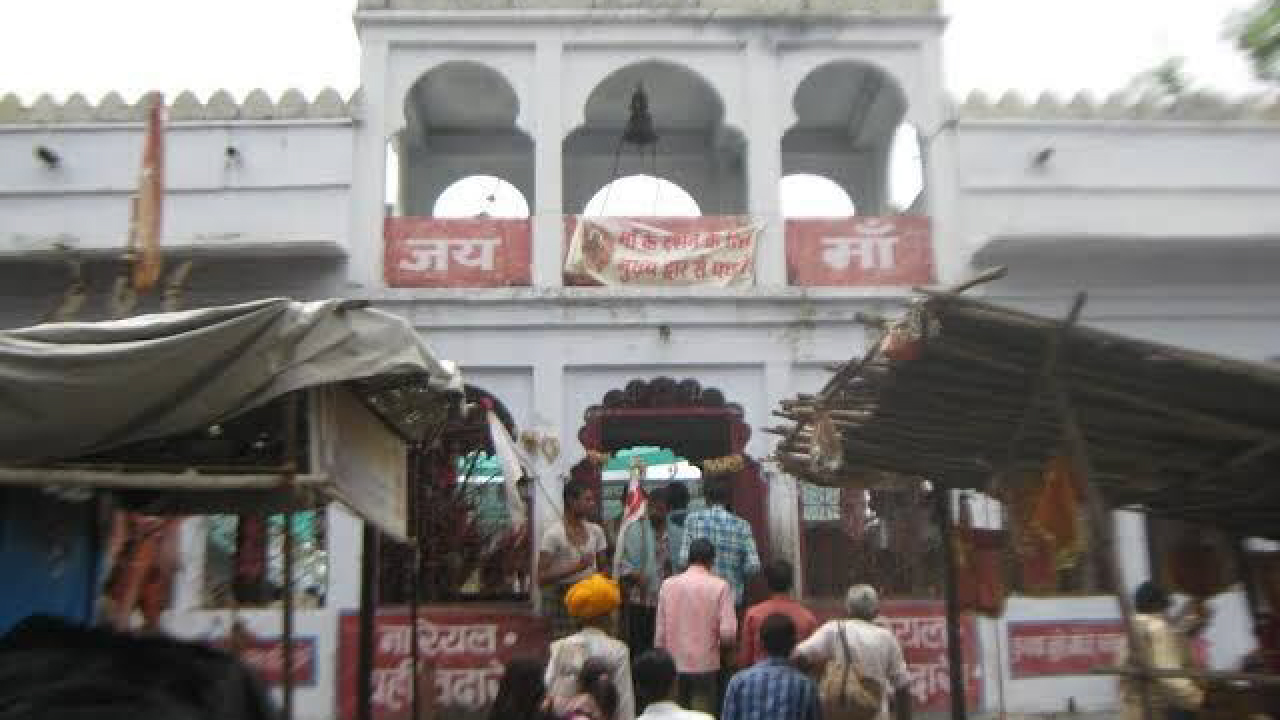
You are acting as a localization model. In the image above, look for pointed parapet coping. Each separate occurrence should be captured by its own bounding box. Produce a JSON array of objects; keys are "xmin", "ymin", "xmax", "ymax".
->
[
  {"xmin": 357, "ymin": 0, "xmax": 940, "ymax": 11},
  {"xmin": 0, "ymin": 87, "xmax": 357, "ymax": 124},
  {"xmin": 957, "ymin": 88, "xmax": 1280, "ymax": 124}
]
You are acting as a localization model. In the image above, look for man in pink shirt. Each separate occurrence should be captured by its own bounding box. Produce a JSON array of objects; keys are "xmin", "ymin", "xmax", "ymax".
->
[
  {"xmin": 738, "ymin": 559, "xmax": 818, "ymax": 668},
  {"xmin": 655, "ymin": 537, "xmax": 737, "ymax": 715}
]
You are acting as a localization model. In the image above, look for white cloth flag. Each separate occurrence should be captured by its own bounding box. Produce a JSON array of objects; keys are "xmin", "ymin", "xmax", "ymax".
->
[{"xmin": 487, "ymin": 410, "xmax": 530, "ymax": 531}]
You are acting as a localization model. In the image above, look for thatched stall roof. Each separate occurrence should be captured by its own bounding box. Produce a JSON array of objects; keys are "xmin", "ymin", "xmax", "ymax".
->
[{"xmin": 772, "ymin": 288, "xmax": 1280, "ymax": 539}]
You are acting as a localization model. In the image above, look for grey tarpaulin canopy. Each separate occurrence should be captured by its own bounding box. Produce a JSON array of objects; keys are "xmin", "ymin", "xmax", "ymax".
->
[{"xmin": 0, "ymin": 297, "xmax": 463, "ymax": 537}]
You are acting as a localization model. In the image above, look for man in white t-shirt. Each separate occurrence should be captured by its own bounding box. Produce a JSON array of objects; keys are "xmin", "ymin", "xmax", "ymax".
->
[{"xmin": 792, "ymin": 584, "xmax": 912, "ymax": 720}]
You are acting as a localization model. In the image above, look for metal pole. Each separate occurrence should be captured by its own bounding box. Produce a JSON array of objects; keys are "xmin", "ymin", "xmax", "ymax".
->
[
  {"xmin": 358, "ymin": 523, "xmax": 381, "ymax": 720},
  {"xmin": 408, "ymin": 448, "xmax": 422, "ymax": 720},
  {"xmin": 281, "ymin": 394, "xmax": 300, "ymax": 720},
  {"xmin": 935, "ymin": 487, "xmax": 968, "ymax": 720}
]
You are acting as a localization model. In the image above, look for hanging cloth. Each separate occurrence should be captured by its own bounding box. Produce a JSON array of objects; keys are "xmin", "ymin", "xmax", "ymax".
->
[{"xmin": 954, "ymin": 495, "xmax": 1008, "ymax": 617}]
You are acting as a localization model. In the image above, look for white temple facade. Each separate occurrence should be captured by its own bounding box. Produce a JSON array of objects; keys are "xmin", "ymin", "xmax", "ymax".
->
[{"xmin": 3, "ymin": 0, "xmax": 1280, "ymax": 717}]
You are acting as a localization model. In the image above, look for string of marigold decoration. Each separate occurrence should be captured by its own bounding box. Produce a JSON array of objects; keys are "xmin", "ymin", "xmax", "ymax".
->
[{"xmin": 700, "ymin": 454, "xmax": 745, "ymax": 477}]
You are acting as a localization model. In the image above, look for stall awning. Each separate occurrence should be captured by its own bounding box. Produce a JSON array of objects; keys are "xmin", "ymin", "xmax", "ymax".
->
[
  {"xmin": 773, "ymin": 290, "xmax": 1280, "ymax": 539},
  {"xmin": 0, "ymin": 297, "xmax": 459, "ymax": 463},
  {"xmin": 0, "ymin": 299, "xmax": 463, "ymax": 538}
]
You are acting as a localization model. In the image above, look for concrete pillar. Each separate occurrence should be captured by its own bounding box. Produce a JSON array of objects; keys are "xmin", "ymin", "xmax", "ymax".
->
[
  {"xmin": 531, "ymin": 362, "xmax": 565, "ymax": 612},
  {"xmin": 348, "ymin": 40, "xmax": 390, "ymax": 291},
  {"xmin": 915, "ymin": 35, "xmax": 963, "ymax": 285},
  {"xmin": 764, "ymin": 361, "xmax": 803, "ymax": 591},
  {"xmin": 744, "ymin": 37, "xmax": 786, "ymax": 286},
  {"xmin": 532, "ymin": 40, "xmax": 565, "ymax": 288}
]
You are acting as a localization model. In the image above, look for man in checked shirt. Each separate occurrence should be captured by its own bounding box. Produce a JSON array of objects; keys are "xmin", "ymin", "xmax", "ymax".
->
[
  {"xmin": 675, "ymin": 477, "xmax": 762, "ymax": 614},
  {"xmin": 675, "ymin": 477, "xmax": 762, "ymax": 711}
]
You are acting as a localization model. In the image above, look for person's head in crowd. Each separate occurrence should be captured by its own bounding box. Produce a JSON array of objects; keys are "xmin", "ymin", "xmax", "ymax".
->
[
  {"xmin": 688, "ymin": 537, "xmax": 716, "ymax": 569},
  {"xmin": 666, "ymin": 482, "xmax": 691, "ymax": 514},
  {"xmin": 846, "ymin": 584, "xmax": 879, "ymax": 621},
  {"xmin": 648, "ymin": 485, "xmax": 670, "ymax": 523},
  {"xmin": 565, "ymin": 573, "xmax": 622, "ymax": 630},
  {"xmin": 489, "ymin": 656, "xmax": 551, "ymax": 720},
  {"xmin": 1135, "ymin": 581, "xmax": 1171, "ymax": 615},
  {"xmin": 563, "ymin": 477, "xmax": 595, "ymax": 521},
  {"xmin": 760, "ymin": 613, "xmax": 799, "ymax": 659},
  {"xmin": 704, "ymin": 477, "xmax": 731, "ymax": 508},
  {"xmin": 764, "ymin": 558, "xmax": 795, "ymax": 596},
  {"xmin": 633, "ymin": 648, "xmax": 679, "ymax": 709},
  {"xmin": 579, "ymin": 657, "xmax": 620, "ymax": 720}
]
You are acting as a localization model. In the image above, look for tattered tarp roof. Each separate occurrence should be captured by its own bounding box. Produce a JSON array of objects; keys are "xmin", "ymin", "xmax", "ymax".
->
[
  {"xmin": 0, "ymin": 298, "xmax": 461, "ymax": 464},
  {"xmin": 773, "ymin": 292, "xmax": 1280, "ymax": 539}
]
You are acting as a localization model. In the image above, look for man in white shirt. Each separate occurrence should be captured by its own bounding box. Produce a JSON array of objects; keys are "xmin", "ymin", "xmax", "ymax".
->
[
  {"xmin": 792, "ymin": 584, "xmax": 912, "ymax": 720},
  {"xmin": 634, "ymin": 648, "xmax": 714, "ymax": 720}
]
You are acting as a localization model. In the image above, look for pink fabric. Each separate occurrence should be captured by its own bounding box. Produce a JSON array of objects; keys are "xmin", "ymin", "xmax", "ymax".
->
[
  {"xmin": 655, "ymin": 565, "xmax": 737, "ymax": 674},
  {"xmin": 738, "ymin": 595, "xmax": 819, "ymax": 667}
]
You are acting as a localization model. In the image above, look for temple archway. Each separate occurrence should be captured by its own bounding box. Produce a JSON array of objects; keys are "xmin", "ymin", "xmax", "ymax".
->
[{"xmin": 570, "ymin": 376, "xmax": 769, "ymax": 600}]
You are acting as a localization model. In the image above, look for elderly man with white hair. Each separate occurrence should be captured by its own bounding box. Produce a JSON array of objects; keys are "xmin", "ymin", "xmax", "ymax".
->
[{"xmin": 791, "ymin": 584, "xmax": 912, "ymax": 720}]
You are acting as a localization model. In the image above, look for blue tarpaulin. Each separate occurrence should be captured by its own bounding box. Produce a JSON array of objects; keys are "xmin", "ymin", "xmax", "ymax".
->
[{"xmin": 0, "ymin": 488, "xmax": 100, "ymax": 635}]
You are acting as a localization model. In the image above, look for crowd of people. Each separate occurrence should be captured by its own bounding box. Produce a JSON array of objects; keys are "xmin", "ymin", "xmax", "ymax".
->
[{"xmin": 506, "ymin": 475, "xmax": 914, "ymax": 720}]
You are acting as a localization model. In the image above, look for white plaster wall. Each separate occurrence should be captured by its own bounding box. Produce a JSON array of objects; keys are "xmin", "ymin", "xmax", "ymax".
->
[
  {"xmin": 0, "ymin": 122, "xmax": 353, "ymax": 257},
  {"xmin": 955, "ymin": 122, "xmax": 1280, "ymax": 251}
]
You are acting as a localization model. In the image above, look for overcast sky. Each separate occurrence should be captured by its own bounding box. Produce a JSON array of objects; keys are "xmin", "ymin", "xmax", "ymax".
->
[{"xmin": 0, "ymin": 0, "xmax": 1265, "ymax": 103}]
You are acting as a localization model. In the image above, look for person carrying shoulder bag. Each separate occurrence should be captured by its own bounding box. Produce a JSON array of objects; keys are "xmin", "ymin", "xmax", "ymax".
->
[{"xmin": 792, "ymin": 585, "xmax": 912, "ymax": 720}]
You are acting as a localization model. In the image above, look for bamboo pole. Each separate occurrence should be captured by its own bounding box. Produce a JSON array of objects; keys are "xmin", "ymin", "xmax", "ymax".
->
[{"xmin": 1047, "ymin": 294, "xmax": 1155, "ymax": 720}]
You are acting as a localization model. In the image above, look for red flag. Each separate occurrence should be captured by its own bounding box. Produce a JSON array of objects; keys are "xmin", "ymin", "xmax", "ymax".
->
[{"xmin": 132, "ymin": 93, "xmax": 165, "ymax": 291}]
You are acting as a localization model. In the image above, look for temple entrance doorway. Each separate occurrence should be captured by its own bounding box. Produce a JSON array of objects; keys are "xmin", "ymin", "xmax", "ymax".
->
[{"xmin": 571, "ymin": 376, "xmax": 770, "ymax": 601}]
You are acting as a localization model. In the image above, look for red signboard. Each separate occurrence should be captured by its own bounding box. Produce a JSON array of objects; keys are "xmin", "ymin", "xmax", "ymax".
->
[
  {"xmin": 815, "ymin": 600, "xmax": 980, "ymax": 712},
  {"xmin": 337, "ymin": 607, "xmax": 550, "ymax": 720},
  {"xmin": 1008, "ymin": 620, "xmax": 1208, "ymax": 678},
  {"xmin": 785, "ymin": 216, "xmax": 935, "ymax": 287},
  {"xmin": 384, "ymin": 217, "xmax": 531, "ymax": 288},
  {"xmin": 212, "ymin": 636, "xmax": 317, "ymax": 687}
]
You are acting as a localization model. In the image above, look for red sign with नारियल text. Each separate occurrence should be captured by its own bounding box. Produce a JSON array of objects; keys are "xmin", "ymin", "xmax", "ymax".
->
[
  {"xmin": 337, "ymin": 607, "xmax": 550, "ymax": 720},
  {"xmin": 813, "ymin": 600, "xmax": 980, "ymax": 712}
]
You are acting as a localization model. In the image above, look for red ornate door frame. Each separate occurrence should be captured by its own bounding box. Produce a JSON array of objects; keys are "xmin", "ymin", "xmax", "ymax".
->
[{"xmin": 569, "ymin": 377, "xmax": 770, "ymax": 567}]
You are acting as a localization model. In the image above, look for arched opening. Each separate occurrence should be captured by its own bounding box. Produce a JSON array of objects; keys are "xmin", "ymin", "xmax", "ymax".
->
[
  {"xmin": 564, "ymin": 60, "xmax": 744, "ymax": 216},
  {"xmin": 783, "ymin": 60, "xmax": 922, "ymax": 216},
  {"xmin": 780, "ymin": 173, "xmax": 857, "ymax": 218},
  {"xmin": 583, "ymin": 174, "xmax": 701, "ymax": 217},
  {"xmin": 398, "ymin": 62, "xmax": 534, "ymax": 217},
  {"xmin": 570, "ymin": 377, "xmax": 769, "ymax": 606},
  {"xmin": 432, "ymin": 175, "xmax": 530, "ymax": 218}
]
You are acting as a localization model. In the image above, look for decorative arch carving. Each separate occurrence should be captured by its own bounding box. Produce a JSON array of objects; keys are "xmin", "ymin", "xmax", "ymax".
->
[{"xmin": 570, "ymin": 376, "xmax": 769, "ymax": 578}]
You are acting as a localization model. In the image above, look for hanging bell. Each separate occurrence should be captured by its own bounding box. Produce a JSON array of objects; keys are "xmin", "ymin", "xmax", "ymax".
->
[{"xmin": 621, "ymin": 84, "xmax": 659, "ymax": 148}]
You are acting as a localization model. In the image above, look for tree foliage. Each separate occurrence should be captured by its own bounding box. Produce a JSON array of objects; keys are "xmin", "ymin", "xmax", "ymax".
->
[{"xmin": 1231, "ymin": 0, "xmax": 1280, "ymax": 84}]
